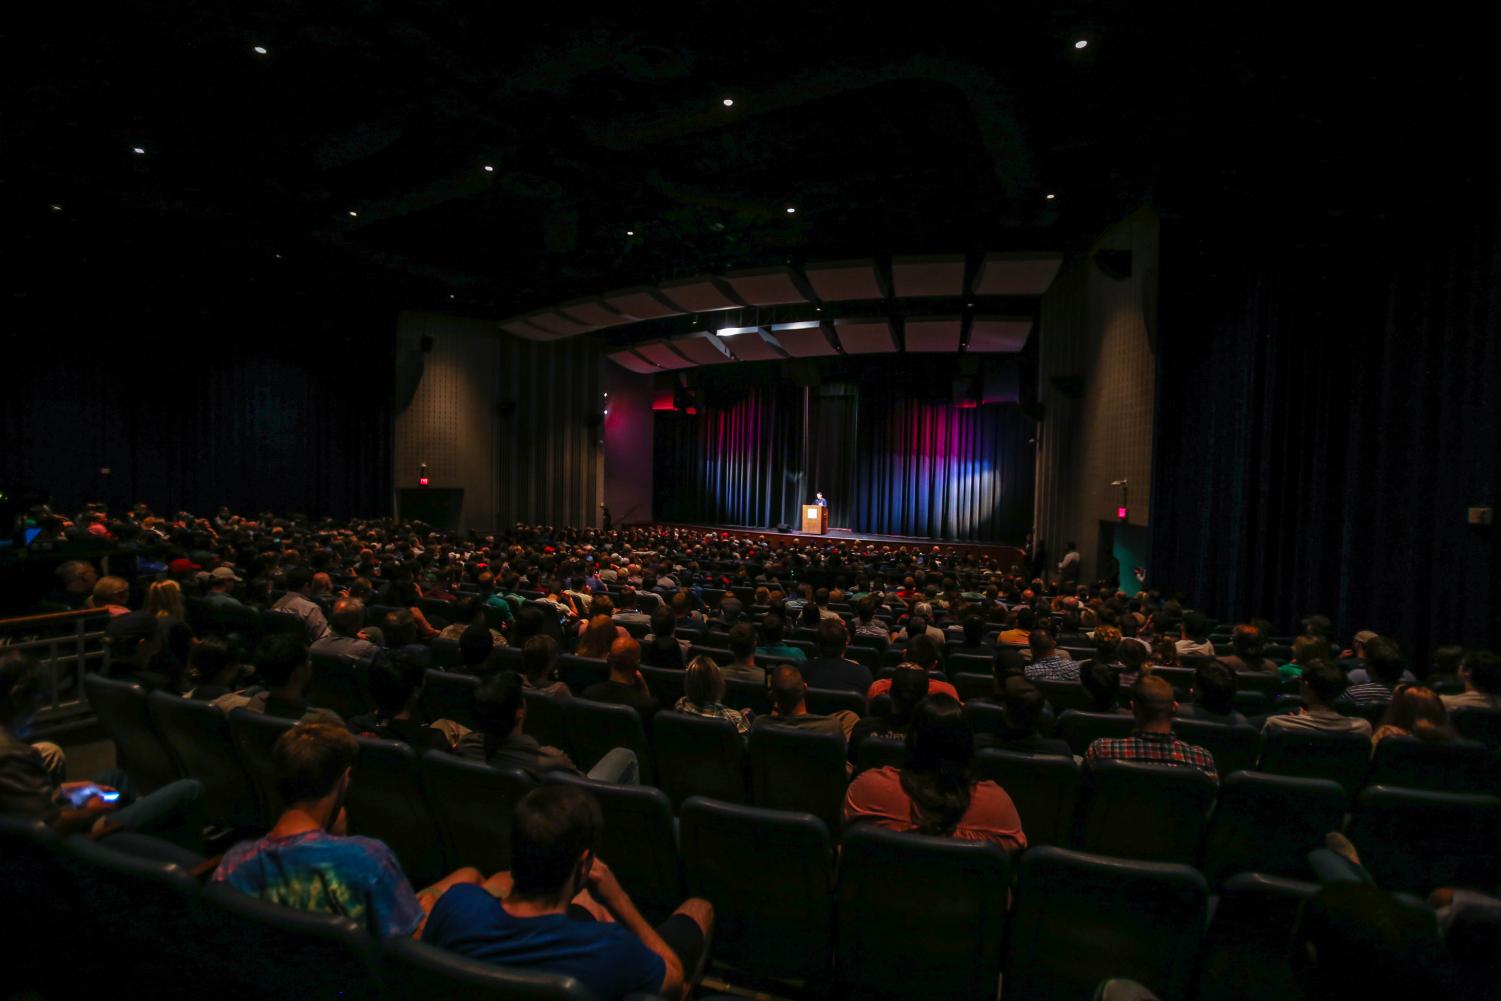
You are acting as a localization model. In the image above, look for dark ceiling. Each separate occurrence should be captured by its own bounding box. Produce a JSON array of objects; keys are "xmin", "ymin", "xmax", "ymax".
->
[{"xmin": 5, "ymin": 4, "xmax": 1488, "ymax": 321}]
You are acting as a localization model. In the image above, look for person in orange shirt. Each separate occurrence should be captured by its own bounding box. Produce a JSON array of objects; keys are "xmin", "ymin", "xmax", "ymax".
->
[{"xmin": 865, "ymin": 635, "xmax": 961, "ymax": 703}]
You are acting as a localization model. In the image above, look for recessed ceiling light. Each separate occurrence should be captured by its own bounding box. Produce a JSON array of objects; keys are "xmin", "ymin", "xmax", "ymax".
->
[
  {"xmin": 348, "ymin": 210, "xmax": 358, "ymax": 217},
  {"xmin": 48, "ymin": 203, "xmax": 62, "ymax": 212},
  {"xmin": 448, "ymin": 293, "xmax": 455, "ymax": 299},
  {"xmin": 274, "ymin": 253, "xmax": 282, "ymax": 259},
  {"xmin": 1046, "ymin": 193, "xmax": 1056, "ymax": 200},
  {"xmin": 722, "ymin": 98, "xmax": 734, "ymax": 107},
  {"xmin": 626, "ymin": 230, "xmax": 634, "ymax": 236},
  {"xmin": 132, "ymin": 146, "xmax": 146, "ymax": 155},
  {"xmin": 786, "ymin": 207, "xmax": 796, "ymax": 214},
  {"xmin": 1074, "ymin": 39, "xmax": 1088, "ymax": 49},
  {"xmin": 253, "ymin": 45, "xmax": 268, "ymax": 55},
  {"xmin": 483, "ymin": 164, "xmax": 494, "ymax": 172}
]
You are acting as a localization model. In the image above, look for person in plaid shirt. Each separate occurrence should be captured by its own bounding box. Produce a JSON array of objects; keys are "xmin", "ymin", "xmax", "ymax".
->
[
  {"xmin": 1022, "ymin": 628, "xmax": 1078, "ymax": 682},
  {"xmin": 1085, "ymin": 675, "xmax": 1219, "ymax": 780}
]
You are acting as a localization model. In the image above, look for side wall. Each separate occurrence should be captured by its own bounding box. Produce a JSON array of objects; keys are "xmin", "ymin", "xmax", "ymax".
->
[{"xmin": 602, "ymin": 366, "xmax": 655, "ymax": 525}]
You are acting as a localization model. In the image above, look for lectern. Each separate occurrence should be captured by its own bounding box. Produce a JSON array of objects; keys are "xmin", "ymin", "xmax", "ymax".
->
[{"xmin": 802, "ymin": 504, "xmax": 828, "ymax": 535}]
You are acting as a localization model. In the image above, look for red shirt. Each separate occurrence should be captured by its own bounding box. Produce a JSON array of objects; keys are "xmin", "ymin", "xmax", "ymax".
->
[
  {"xmin": 843, "ymin": 766, "xmax": 1027, "ymax": 851},
  {"xmin": 865, "ymin": 677, "xmax": 962, "ymax": 703}
]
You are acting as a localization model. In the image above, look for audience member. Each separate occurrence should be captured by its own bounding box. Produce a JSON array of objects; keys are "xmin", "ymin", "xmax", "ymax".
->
[
  {"xmin": 89, "ymin": 576, "xmax": 132, "ymax": 616},
  {"xmin": 1441, "ymin": 652, "xmax": 1501, "ymax": 712},
  {"xmin": 457, "ymin": 672, "xmax": 638, "ymax": 782},
  {"xmin": 1175, "ymin": 661, "xmax": 1248, "ymax": 725},
  {"xmin": 1174, "ymin": 613, "xmax": 1215, "ymax": 658},
  {"xmin": 422, "ymin": 784, "xmax": 714, "ymax": 1000},
  {"xmin": 848, "ymin": 666, "xmax": 928, "ymax": 759},
  {"xmin": 184, "ymin": 637, "xmax": 247, "ymax": 701},
  {"xmin": 844, "ymin": 695, "xmax": 1026, "ymax": 850},
  {"xmin": 1371, "ymin": 686, "xmax": 1455, "ymax": 745},
  {"xmin": 575, "ymin": 614, "xmax": 619, "ymax": 660},
  {"xmin": 213, "ymin": 723, "xmax": 480, "ymax": 938},
  {"xmin": 1080, "ymin": 658, "xmax": 1126, "ymax": 714},
  {"xmin": 802, "ymin": 618, "xmax": 873, "ymax": 695},
  {"xmin": 755, "ymin": 613, "xmax": 805, "ymax": 662},
  {"xmin": 521, "ymin": 635, "xmax": 570, "ymax": 698},
  {"xmin": 641, "ymin": 608, "xmax": 689, "ymax": 669},
  {"xmin": 979, "ymin": 677, "xmax": 1071, "ymax": 755},
  {"xmin": 1023, "ymin": 627, "xmax": 1077, "ymax": 682},
  {"xmin": 865, "ymin": 635, "xmax": 960, "ymax": 702},
  {"xmin": 721, "ymin": 623, "xmax": 766, "ymax": 684},
  {"xmin": 271, "ymin": 567, "xmax": 332, "ymax": 643},
  {"xmin": 349, "ymin": 650, "xmax": 468, "ymax": 754},
  {"xmin": 755, "ymin": 665, "xmax": 858, "ymax": 742},
  {"xmin": 1264, "ymin": 662, "xmax": 1373, "ymax": 737},
  {"xmin": 1218, "ymin": 624, "xmax": 1277, "ymax": 673},
  {"xmin": 1335, "ymin": 636, "xmax": 1404, "ymax": 711},
  {"xmin": 311, "ymin": 597, "xmax": 381, "ymax": 663},
  {"xmin": 213, "ymin": 633, "xmax": 344, "ymax": 725},
  {"xmin": 582, "ymin": 639, "xmax": 660, "ymax": 720},
  {"xmin": 673, "ymin": 656, "xmax": 751, "ymax": 734},
  {"xmin": 1085, "ymin": 676, "xmax": 1218, "ymax": 779}
]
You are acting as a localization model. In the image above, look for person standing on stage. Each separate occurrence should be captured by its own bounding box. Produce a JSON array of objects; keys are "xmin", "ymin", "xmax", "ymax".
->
[
  {"xmin": 815, "ymin": 492, "xmax": 827, "ymax": 508},
  {"xmin": 1056, "ymin": 541, "xmax": 1080, "ymax": 585}
]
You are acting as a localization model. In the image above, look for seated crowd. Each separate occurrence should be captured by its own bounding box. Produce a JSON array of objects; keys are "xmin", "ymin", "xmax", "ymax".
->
[{"xmin": 5, "ymin": 501, "xmax": 1501, "ymax": 999}]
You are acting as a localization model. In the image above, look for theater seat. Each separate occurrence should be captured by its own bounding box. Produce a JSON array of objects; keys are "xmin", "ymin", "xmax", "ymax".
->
[
  {"xmin": 836, "ymin": 826, "xmax": 1010, "ymax": 1001},
  {"xmin": 652, "ymin": 710, "xmax": 746, "ymax": 807},
  {"xmin": 544, "ymin": 772, "xmax": 684, "ymax": 924},
  {"xmin": 1347, "ymin": 785, "xmax": 1501, "ymax": 895},
  {"xmin": 1076, "ymin": 760, "xmax": 1217, "ymax": 864},
  {"xmin": 84, "ymin": 673, "xmax": 179, "ymax": 794},
  {"xmin": 564, "ymin": 697, "xmax": 653, "ymax": 784},
  {"xmin": 1170, "ymin": 720, "xmax": 1261, "ymax": 776},
  {"xmin": 680, "ymin": 796, "xmax": 834, "ymax": 984},
  {"xmin": 687, "ymin": 644, "xmax": 734, "ymax": 667},
  {"xmin": 1194, "ymin": 872, "xmax": 1320, "ymax": 1001},
  {"xmin": 854, "ymin": 735, "xmax": 907, "ymax": 773},
  {"xmin": 951, "ymin": 672, "xmax": 995, "ymax": 702},
  {"xmin": 382, "ymin": 936, "xmax": 596, "ymax": 1001},
  {"xmin": 805, "ymin": 687, "xmax": 865, "ymax": 718},
  {"xmin": 555, "ymin": 654, "xmax": 608, "ymax": 693},
  {"xmin": 1368, "ymin": 735, "xmax": 1494, "ymax": 793},
  {"xmin": 428, "ymin": 637, "xmax": 463, "ymax": 669},
  {"xmin": 962, "ymin": 699, "xmax": 1008, "ymax": 741},
  {"xmin": 639, "ymin": 665, "xmax": 686, "ymax": 706},
  {"xmin": 226, "ymin": 708, "xmax": 297, "ymax": 825},
  {"xmin": 1151, "ymin": 666, "xmax": 1196, "ymax": 696},
  {"xmin": 258, "ymin": 610, "xmax": 308, "ymax": 638},
  {"xmin": 1055, "ymin": 709, "xmax": 1136, "ymax": 756},
  {"xmin": 198, "ymin": 883, "xmax": 381, "ymax": 1000},
  {"xmin": 420, "ymin": 669, "xmax": 479, "ymax": 730},
  {"xmin": 973, "ymin": 748, "xmax": 1080, "ymax": 847},
  {"xmin": 1199, "ymin": 772, "xmax": 1347, "ymax": 884},
  {"xmin": 307, "ymin": 653, "xmax": 373, "ymax": 719},
  {"xmin": 723, "ymin": 677, "xmax": 772, "ymax": 716},
  {"xmin": 419, "ymin": 751, "xmax": 536, "ymax": 874},
  {"xmin": 521, "ymin": 688, "xmax": 569, "ymax": 753},
  {"xmin": 1452, "ymin": 708, "xmax": 1501, "ymax": 750},
  {"xmin": 1258, "ymin": 727, "xmax": 1372, "ymax": 797},
  {"xmin": 0, "ymin": 818, "xmax": 75, "ymax": 991},
  {"xmin": 346, "ymin": 736, "xmax": 444, "ymax": 887},
  {"xmin": 748, "ymin": 723, "xmax": 848, "ymax": 833},
  {"xmin": 148, "ymin": 691, "xmax": 262, "ymax": 832},
  {"xmin": 1004, "ymin": 847, "xmax": 1208, "ymax": 1001},
  {"xmin": 946, "ymin": 652, "xmax": 995, "ymax": 677},
  {"xmin": 1035, "ymin": 680, "xmax": 1096, "ymax": 714}
]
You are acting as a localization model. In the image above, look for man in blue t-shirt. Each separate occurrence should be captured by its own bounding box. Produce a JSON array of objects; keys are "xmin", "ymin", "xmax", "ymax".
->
[{"xmin": 424, "ymin": 784, "xmax": 714, "ymax": 1000}]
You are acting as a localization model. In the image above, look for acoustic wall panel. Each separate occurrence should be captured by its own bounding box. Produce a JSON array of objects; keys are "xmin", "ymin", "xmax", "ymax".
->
[
  {"xmin": 633, "ymin": 340, "xmax": 696, "ymax": 370},
  {"xmin": 834, "ymin": 318, "xmax": 896, "ymax": 354},
  {"xmin": 602, "ymin": 287, "xmax": 682, "ymax": 320},
  {"xmin": 967, "ymin": 316, "xmax": 1033, "ymax": 352},
  {"xmin": 658, "ymin": 277, "xmax": 744, "ymax": 313},
  {"xmin": 803, "ymin": 259, "xmax": 886, "ymax": 301},
  {"xmin": 891, "ymin": 254, "xmax": 966, "ymax": 297},
  {"xmin": 903, "ymin": 317, "xmax": 962, "ymax": 352},
  {"xmin": 973, "ymin": 252, "xmax": 1065, "ymax": 296},
  {"xmin": 608, "ymin": 349, "xmax": 660, "ymax": 374},
  {"xmin": 723, "ymin": 266, "xmax": 811, "ymax": 305},
  {"xmin": 772, "ymin": 321, "xmax": 838, "ymax": 357}
]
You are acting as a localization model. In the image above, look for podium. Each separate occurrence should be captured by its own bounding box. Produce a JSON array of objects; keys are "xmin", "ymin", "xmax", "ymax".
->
[{"xmin": 802, "ymin": 504, "xmax": 828, "ymax": 535}]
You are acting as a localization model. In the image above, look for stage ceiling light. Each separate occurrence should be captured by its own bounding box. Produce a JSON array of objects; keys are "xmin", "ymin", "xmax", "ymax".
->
[
  {"xmin": 1046, "ymin": 193, "xmax": 1056, "ymax": 199},
  {"xmin": 348, "ymin": 210, "xmax": 358, "ymax": 217},
  {"xmin": 483, "ymin": 164, "xmax": 494, "ymax": 172},
  {"xmin": 1075, "ymin": 39, "xmax": 1088, "ymax": 49},
  {"xmin": 132, "ymin": 146, "xmax": 146, "ymax": 155},
  {"xmin": 723, "ymin": 98, "xmax": 734, "ymax": 106},
  {"xmin": 786, "ymin": 207, "xmax": 797, "ymax": 213},
  {"xmin": 253, "ymin": 45, "xmax": 268, "ymax": 55}
]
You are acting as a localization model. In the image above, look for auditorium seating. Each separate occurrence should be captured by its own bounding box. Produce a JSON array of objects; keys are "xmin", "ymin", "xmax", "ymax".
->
[
  {"xmin": 1367, "ymin": 735, "xmax": 1494, "ymax": 792},
  {"xmin": 1198, "ymin": 772, "xmax": 1347, "ymax": 884},
  {"xmin": 973, "ymin": 748, "xmax": 1081, "ymax": 847},
  {"xmin": 1075, "ymin": 760, "xmax": 1217, "ymax": 865},
  {"xmin": 748, "ymin": 724, "xmax": 848, "ymax": 833},
  {"xmin": 419, "ymin": 752, "xmax": 535, "ymax": 874},
  {"xmin": 520, "ymin": 688, "xmax": 569, "ymax": 750},
  {"xmin": 1346, "ymin": 785, "xmax": 1501, "ymax": 895},
  {"xmin": 564, "ymin": 697, "xmax": 654, "ymax": 784},
  {"xmin": 652, "ymin": 711, "xmax": 747, "ymax": 806},
  {"xmin": 148, "ymin": 690, "xmax": 262, "ymax": 832},
  {"xmin": 84, "ymin": 673, "xmax": 179, "ymax": 794},
  {"xmin": 1257, "ymin": 727, "xmax": 1372, "ymax": 797},
  {"xmin": 226, "ymin": 708, "xmax": 295, "ymax": 824},
  {"xmin": 347, "ymin": 735, "xmax": 444, "ymax": 887},
  {"xmin": 420, "ymin": 669, "xmax": 480, "ymax": 730}
]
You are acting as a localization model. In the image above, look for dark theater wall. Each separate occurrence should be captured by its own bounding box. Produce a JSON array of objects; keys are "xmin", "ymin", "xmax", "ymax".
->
[
  {"xmin": 1151, "ymin": 201, "xmax": 1501, "ymax": 652},
  {"xmin": 1, "ymin": 302, "xmax": 395, "ymax": 521}
]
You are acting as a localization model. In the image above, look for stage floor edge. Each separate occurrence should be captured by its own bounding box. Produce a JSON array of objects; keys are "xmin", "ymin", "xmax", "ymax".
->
[{"xmin": 652, "ymin": 523, "xmax": 1026, "ymax": 562}]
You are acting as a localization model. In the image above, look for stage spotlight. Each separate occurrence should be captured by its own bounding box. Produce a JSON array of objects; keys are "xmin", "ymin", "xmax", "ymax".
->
[
  {"xmin": 132, "ymin": 146, "xmax": 146, "ymax": 155},
  {"xmin": 483, "ymin": 164, "xmax": 494, "ymax": 172},
  {"xmin": 1046, "ymin": 193, "xmax": 1056, "ymax": 200},
  {"xmin": 348, "ymin": 210, "xmax": 358, "ymax": 217},
  {"xmin": 626, "ymin": 230, "xmax": 634, "ymax": 236},
  {"xmin": 448, "ymin": 293, "xmax": 455, "ymax": 299},
  {"xmin": 722, "ymin": 98, "xmax": 734, "ymax": 107},
  {"xmin": 48, "ymin": 203, "xmax": 62, "ymax": 212},
  {"xmin": 253, "ymin": 45, "xmax": 268, "ymax": 55},
  {"xmin": 786, "ymin": 207, "xmax": 796, "ymax": 214}
]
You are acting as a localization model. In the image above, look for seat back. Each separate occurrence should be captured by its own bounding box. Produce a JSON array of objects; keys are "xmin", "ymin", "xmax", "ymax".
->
[
  {"xmin": 961, "ymin": 699, "xmax": 1009, "ymax": 740},
  {"xmin": 544, "ymin": 772, "xmax": 684, "ymax": 923},
  {"xmin": 555, "ymin": 654, "xmax": 608, "ymax": 693},
  {"xmin": 148, "ymin": 691, "xmax": 261, "ymax": 831},
  {"xmin": 226, "ymin": 708, "xmax": 297, "ymax": 825},
  {"xmin": 1077, "ymin": 760, "xmax": 1217, "ymax": 864},
  {"xmin": 1171, "ymin": 720, "xmax": 1261, "ymax": 776},
  {"xmin": 563, "ymin": 697, "xmax": 653, "ymax": 784},
  {"xmin": 1452, "ymin": 708, "xmax": 1501, "ymax": 750},
  {"xmin": 84, "ymin": 673, "xmax": 179, "ymax": 794},
  {"xmin": 1234, "ymin": 672, "xmax": 1280, "ymax": 699},
  {"xmin": 419, "ymin": 751, "xmax": 536, "ymax": 874},
  {"xmin": 679, "ymin": 796, "xmax": 834, "ymax": 981},
  {"xmin": 1035, "ymin": 680, "xmax": 1095, "ymax": 714},
  {"xmin": 1199, "ymin": 772, "xmax": 1347, "ymax": 884},
  {"xmin": 1368, "ymin": 736, "xmax": 1495, "ymax": 793},
  {"xmin": 198, "ymin": 883, "xmax": 381, "ymax": 1000},
  {"xmin": 1005, "ymin": 847, "xmax": 1208, "ymax": 1001},
  {"xmin": 687, "ymin": 644, "xmax": 733, "ymax": 666},
  {"xmin": 1055, "ymin": 709, "xmax": 1136, "ymax": 756},
  {"xmin": 749, "ymin": 723, "xmax": 849, "ymax": 833},
  {"xmin": 420, "ymin": 669, "xmax": 479, "ymax": 730},
  {"xmin": 307, "ymin": 653, "xmax": 373, "ymax": 719},
  {"xmin": 1347, "ymin": 786, "xmax": 1501, "ymax": 895},
  {"xmin": 946, "ymin": 652, "xmax": 994, "ymax": 677},
  {"xmin": 854, "ymin": 736, "xmax": 907, "ymax": 774},
  {"xmin": 1151, "ymin": 666, "xmax": 1196, "ymax": 695},
  {"xmin": 951, "ymin": 672, "xmax": 995, "ymax": 702},
  {"xmin": 0, "ymin": 818, "xmax": 77, "ymax": 990},
  {"xmin": 845, "ymin": 645, "xmax": 879, "ymax": 670},
  {"xmin": 58, "ymin": 836, "xmax": 203, "ymax": 977},
  {"xmin": 652, "ymin": 710, "xmax": 746, "ymax": 807},
  {"xmin": 258, "ymin": 609, "xmax": 308, "ymax": 638},
  {"xmin": 521, "ymin": 688, "xmax": 569, "ymax": 752},
  {"xmin": 382, "ymin": 937, "xmax": 596, "ymax": 1001},
  {"xmin": 638, "ymin": 665, "xmax": 687, "ymax": 706},
  {"xmin": 427, "ymin": 638, "xmax": 464, "ymax": 669},
  {"xmin": 805, "ymin": 687, "xmax": 865, "ymax": 717},
  {"xmin": 836, "ymin": 826, "xmax": 1010, "ymax": 1001},
  {"xmin": 723, "ymin": 677, "xmax": 772, "ymax": 715},
  {"xmin": 1258, "ymin": 727, "xmax": 1372, "ymax": 796},
  {"xmin": 346, "ymin": 736, "xmax": 443, "ymax": 886},
  {"xmin": 973, "ymin": 749, "xmax": 1081, "ymax": 847}
]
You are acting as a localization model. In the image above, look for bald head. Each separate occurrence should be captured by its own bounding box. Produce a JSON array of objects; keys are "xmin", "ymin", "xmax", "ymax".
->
[
  {"xmin": 1130, "ymin": 675, "xmax": 1177, "ymax": 727},
  {"xmin": 607, "ymin": 636, "xmax": 641, "ymax": 681},
  {"xmin": 770, "ymin": 664, "xmax": 808, "ymax": 715},
  {"xmin": 330, "ymin": 597, "xmax": 365, "ymax": 637}
]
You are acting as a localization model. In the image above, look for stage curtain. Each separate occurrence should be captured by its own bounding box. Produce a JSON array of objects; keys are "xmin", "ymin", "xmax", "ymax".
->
[
  {"xmin": 655, "ymin": 379, "xmax": 1035, "ymax": 542},
  {"xmin": 1150, "ymin": 204, "xmax": 1501, "ymax": 652}
]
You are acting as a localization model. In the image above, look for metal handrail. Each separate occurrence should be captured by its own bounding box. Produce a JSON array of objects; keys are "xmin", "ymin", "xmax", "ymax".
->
[{"xmin": 0, "ymin": 608, "xmax": 113, "ymax": 725}]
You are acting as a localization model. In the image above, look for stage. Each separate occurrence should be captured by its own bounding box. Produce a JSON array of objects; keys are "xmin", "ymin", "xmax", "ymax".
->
[{"xmin": 655, "ymin": 523, "xmax": 1027, "ymax": 565}]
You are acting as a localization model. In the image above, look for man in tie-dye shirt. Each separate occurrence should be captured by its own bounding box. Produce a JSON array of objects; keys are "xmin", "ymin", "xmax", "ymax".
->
[{"xmin": 213, "ymin": 723, "xmax": 481, "ymax": 937}]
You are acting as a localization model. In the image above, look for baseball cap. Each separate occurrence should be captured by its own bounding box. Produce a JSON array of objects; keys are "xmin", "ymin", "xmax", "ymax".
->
[
  {"xmin": 1353, "ymin": 629, "xmax": 1379, "ymax": 647},
  {"xmin": 210, "ymin": 566, "xmax": 243, "ymax": 583},
  {"xmin": 168, "ymin": 557, "xmax": 201, "ymax": 575}
]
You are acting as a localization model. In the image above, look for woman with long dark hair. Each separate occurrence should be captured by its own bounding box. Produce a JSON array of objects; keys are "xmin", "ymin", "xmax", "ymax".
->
[{"xmin": 843, "ymin": 694, "xmax": 1026, "ymax": 850}]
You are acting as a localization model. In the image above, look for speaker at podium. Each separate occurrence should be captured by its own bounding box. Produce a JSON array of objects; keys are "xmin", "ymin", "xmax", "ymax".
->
[{"xmin": 802, "ymin": 504, "xmax": 828, "ymax": 535}]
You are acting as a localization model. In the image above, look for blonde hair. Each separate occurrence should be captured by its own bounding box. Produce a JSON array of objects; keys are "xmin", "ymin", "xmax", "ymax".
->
[
  {"xmin": 683, "ymin": 655, "xmax": 725, "ymax": 706},
  {"xmin": 145, "ymin": 579, "xmax": 185, "ymax": 620},
  {"xmin": 90, "ymin": 576, "xmax": 130, "ymax": 608}
]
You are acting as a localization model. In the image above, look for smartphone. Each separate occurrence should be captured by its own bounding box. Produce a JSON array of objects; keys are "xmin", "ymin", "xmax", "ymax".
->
[{"xmin": 63, "ymin": 785, "xmax": 119, "ymax": 807}]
